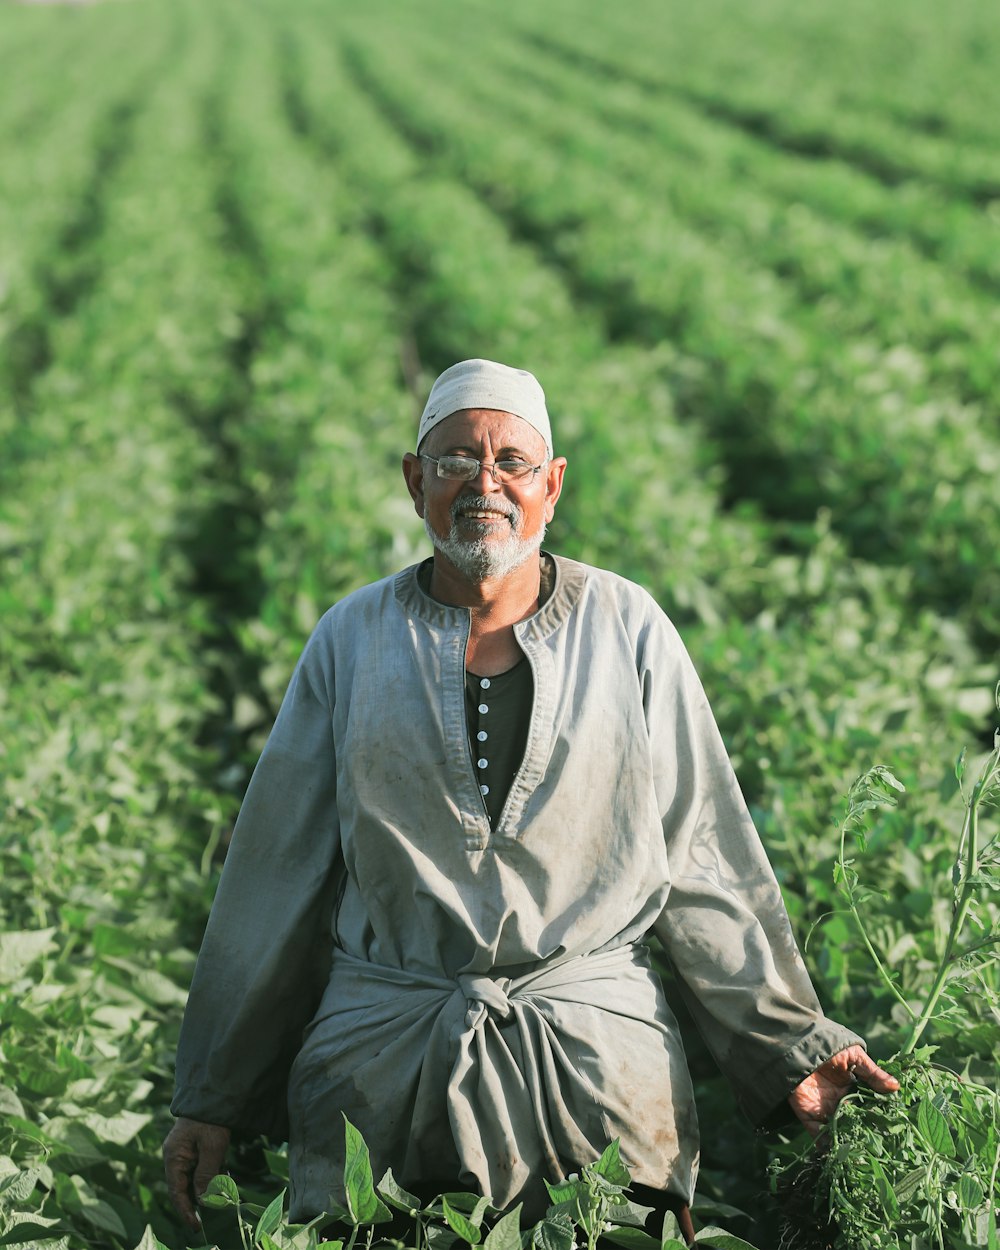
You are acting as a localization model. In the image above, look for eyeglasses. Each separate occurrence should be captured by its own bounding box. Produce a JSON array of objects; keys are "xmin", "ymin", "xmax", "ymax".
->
[{"xmin": 420, "ymin": 454, "xmax": 546, "ymax": 484}]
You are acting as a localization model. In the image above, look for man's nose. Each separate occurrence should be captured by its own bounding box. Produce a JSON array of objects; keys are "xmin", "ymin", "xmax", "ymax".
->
[{"xmin": 469, "ymin": 461, "xmax": 504, "ymax": 490}]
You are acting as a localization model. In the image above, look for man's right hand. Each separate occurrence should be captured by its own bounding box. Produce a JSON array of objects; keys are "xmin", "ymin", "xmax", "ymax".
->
[{"xmin": 163, "ymin": 1116, "xmax": 232, "ymax": 1231}]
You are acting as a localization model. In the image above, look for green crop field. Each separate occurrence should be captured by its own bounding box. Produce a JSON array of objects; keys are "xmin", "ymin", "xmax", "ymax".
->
[{"xmin": 1, "ymin": 0, "xmax": 998, "ymax": 1247}]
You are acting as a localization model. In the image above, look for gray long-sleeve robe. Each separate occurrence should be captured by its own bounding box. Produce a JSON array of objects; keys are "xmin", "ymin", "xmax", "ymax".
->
[{"xmin": 171, "ymin": 555, "xmax": 860, "ymax": 1218}]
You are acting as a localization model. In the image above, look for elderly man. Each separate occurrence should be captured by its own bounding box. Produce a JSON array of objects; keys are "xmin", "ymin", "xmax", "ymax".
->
[{"xmin": 164, "ymin": 359, "xmax": 897, "ymax": 1239}]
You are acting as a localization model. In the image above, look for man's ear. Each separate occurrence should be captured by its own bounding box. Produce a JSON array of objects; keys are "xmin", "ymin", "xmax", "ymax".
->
[
  {"xmin": 543, "ymin": 456, "xmax": 567, "ymax": 523},
  {"xmin": 402, "ymin": 452, "xmax": 426, "ymax": 517}
]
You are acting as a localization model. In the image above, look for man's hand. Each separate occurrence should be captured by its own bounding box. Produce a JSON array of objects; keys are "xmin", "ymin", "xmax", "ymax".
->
[
  {"xmin": 788, "ymin": 1045, "xmax": 900, "ymax": 1137},
  {"xmin": 163, "ymin": 1117, "xmax": 232, "ymax": 1230}
]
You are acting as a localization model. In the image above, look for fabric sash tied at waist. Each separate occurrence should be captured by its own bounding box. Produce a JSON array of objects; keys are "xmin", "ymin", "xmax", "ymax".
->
[
  {"xmin": 314, "ymin": 942, "xmax": 669, "ymax": 1212},
  {"xmin": 321, "ymin": 940, "xmax": 656, "ymax": 1029}
]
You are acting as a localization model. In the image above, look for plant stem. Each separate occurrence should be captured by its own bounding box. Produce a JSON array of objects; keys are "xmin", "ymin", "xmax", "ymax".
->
[
  {"xmin": 899, "ymin": 744, "xmax": 999, "ymax": 1056},
  {"xmin": 839, "ymin": 816, "xmax": 917, "ymax": 1020},
  {"xmin": 238, "ymin": 1206, "xmax": 253, "ymax": 1250}
]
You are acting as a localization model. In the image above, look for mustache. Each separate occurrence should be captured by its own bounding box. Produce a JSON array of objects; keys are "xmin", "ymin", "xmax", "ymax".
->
[{"xmin": 449, "ymin": 495, "xmax": 520, "ymax": 524}]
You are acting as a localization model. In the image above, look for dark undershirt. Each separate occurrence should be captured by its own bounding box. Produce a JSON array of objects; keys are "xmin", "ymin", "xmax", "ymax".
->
[
  {"xmin": 417, "ymin": 555, "xmax": 554, "ymax": 826},
  {"xmin": 465, "ymin": 659, "xmax": 533, "ymax": 825}
]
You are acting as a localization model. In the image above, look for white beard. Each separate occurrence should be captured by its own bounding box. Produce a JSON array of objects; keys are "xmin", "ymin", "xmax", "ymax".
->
[{"xmin": 424, "ymin": 509, "xmax": 545, "ymax": 583}]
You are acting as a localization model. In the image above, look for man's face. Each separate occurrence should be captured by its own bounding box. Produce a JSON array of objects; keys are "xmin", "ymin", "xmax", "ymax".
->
[{"xmin": 402, "ymin": 408, "xmax": 566, "ymax": 583}]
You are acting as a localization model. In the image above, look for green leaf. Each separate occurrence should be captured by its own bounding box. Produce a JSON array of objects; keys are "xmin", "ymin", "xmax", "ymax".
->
[
  {"xmin": 469, "ymin": 1196, "xmax": 492, "ymax": 1227},
  {"xmin": 442, "ymin": 1195, "xmax": 482, "ymax": 1244},
  {"xmin": 324, "ymin": 1201, "xmax": 352, "ymax": 1225},
  {"xmin": 264, "ymin": 1148, "xmax": 290, "ymax": 1182},
  {"xmin": 440, "ymin": 1192, "xmax": 487, "ymax": 1215},
  {"xmin": 427, "ymin": 1225, "xmax": 460, "ymax": 1250},
  {"xmin": 93, "ymin": 923, "xmax": 139, "ymax": 958},
  {"xmin": 200, "ymin": 1174, "xmax": 241, "ymax": 1208},
  {"xmin": 17, "ymin": 1065, "xmax": 69, "ymax": 1098},
  {"xmin": 868, "ymin": 1157, "xmax": 900, "ymax": 1222},
  {"xmin": 255, "ymin": 1190, "xmax": 286, "ymax": 1243},
  {"xmin": 341, "ymin": 1115, "xmax": 391, "ymax": 1225},
  {"xmin": 131, "ymin": 1225, "xmax": 173, "ymax": 1250},
  {"xmin": 76, "ymin": 1193, "xmax": 128, "ymax": 1238},
  {"xmin": 543, "ymin": 1177, "xmax": 587, "ymax": 1206},
  {"xmin": 259, "ymin": 1234, "xmax": 281, "ymax": 1250},
  {"xmin": 0, "ymin": 1166, "xmax": 44, "ymax": 1203},
  {"xmin": 957, "ymin": 1174, "xmax": 984, "ymax": 1211},
  {"xmin": 601, "ymin": 1228, "xmax": 660, "ymax": 1250},
  {"xmin": 893, "ymin": 1166, "xmax": 926, "ymax": 1204},
  {"xmin": 916, "ymin": 1098, "xmax": 956, "ymax": 1157},
  {"xmin": 377, "ymin": 1168, "xmax": 422, "ymax": 1214},
  {"xmin": 0, "ymin": 1086, "xmax": 26, "ymax": 1118},
  {"xmin": 658, "ymin": 1211, "xmax": 682, "ymax": 1244},
  {"xmin": 608, "ymin": 1200, "xmax": 656, "ymax": 1229},
  {"xmin": 483, "ymin": 1203, "xmax": 523, "ymax": 1250},
  {"xmin": 0, "ymin": 929, "xmax": 57, "ymax": 983},
  {"xmin": 44, "ymin": 1119, "xmax": 106, "ymax": 1170},
  {"xmin": 0, "ymin": 1224, "xmax": 69, "ymax": 1246},
  {"xmin": 81, "ymin": 1108, "xmax": 151, "ymax": 1147},
  {"xmin": 591, "ymin": 1139, "xmax": 631, "ymax": 1187},
  {"xmin": 532, "ymin": 1212, "xmax": 575, "ymax": 1250},
  {"xmin": 693, "ymin": 1229, "xmax": 763, "ymax": 1249},
  {"xmin": 688, "ymin": 1200, "xmax": 748, "ymax": 1224}
]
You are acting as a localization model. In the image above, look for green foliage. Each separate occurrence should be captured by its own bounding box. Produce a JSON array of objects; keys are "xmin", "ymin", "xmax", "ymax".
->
[
  {"xmin": 136, "ymin": 1122, "xmax": 763, "ymax": 1250},
  {"xmin": 778, "ymin": 1061, "xmax": 999, "ymax": 1250},
  {"xmin": 774, "ymin": 698, "xmax": 1000, "ymax": 1248},
  {"xmin": 1, "ymin": 0, "xmax": 998, "ymax": 1246}
]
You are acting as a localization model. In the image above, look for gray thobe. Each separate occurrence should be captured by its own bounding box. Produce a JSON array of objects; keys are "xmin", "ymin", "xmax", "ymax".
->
[{"xmin": 171, "ymin": 555, "xmax": 861, "ymax": 1218}]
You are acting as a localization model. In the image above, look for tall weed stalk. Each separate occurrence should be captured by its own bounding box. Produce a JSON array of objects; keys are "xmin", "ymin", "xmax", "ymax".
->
[{"xmin": 775, "ymin": 684, "xmax": 1000, "ymax": 1250}]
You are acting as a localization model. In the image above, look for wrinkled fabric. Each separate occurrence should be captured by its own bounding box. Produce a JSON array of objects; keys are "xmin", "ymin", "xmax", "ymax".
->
[{"xmin": 172, "ymin": 555, "xmax": 861, "ymax": 1218}]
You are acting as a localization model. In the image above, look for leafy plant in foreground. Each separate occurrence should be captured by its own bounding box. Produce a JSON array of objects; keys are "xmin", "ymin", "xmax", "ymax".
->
[
  {"xmin": 129, "ymin": 1117, "xmax": 764, "ymax": 1250},
  {"xmin": 774, "ymin": 685, "xmax": 1000, "ymax": 1250}
]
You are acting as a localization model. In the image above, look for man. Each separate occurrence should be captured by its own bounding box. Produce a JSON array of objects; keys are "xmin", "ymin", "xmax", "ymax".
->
[{"xmin": 165, "ymin": 359, "xmax": 897, "ymax": 1238}]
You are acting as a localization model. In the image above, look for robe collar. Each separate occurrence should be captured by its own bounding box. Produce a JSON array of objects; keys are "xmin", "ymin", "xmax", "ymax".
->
[{"xmin": 393, "ymin": 552, "xmax": 586, "ymax": 642}]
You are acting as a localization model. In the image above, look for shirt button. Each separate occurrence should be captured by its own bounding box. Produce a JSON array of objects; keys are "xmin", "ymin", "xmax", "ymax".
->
[
  {"xmin": 480, "ymin": 784, "xmax": 490, "ymax": 796},
  {"xmin": 478, "ymin": 703, "xmax": 489, "ymax": 714},
  {"xmin": 480, "ymin": 678, "xmax": 491, "ymax": 689},
  {"xmin": 477, "ymin": 758, "xmax": 488, "ymax": 769},
  {"xmin": 477, "ymin": 731, "xmax": 488, "ymax": 742}
]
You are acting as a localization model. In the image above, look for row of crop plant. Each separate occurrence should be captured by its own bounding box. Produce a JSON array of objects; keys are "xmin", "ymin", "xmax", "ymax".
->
[
  {"xmin": 334, "ymin": 16, "xmax": 1000, "ymax": 651},
  {"xmin": 502, "ymin": 46, "xmax": 1000, "ymax": 294},
  {"xmin": 186, "ymin": 10, "xmax": 427, "ymax": 722},
  {"xmin": 0, "ymin": 7, "xmax": 287, "ymax": 1247},
  {"xmin": 502, "ymin": 2, "xmax": 1000, "ymax": 203},
  {"xmin": 0, "ymin": 10, "xmax": 176, "ymax": 421},
  {"xmin": 513, "ymin": 0, "xmax": 1000, "ymax": 150},
  {"xmin": 485, "ymin": 35, "xmax": 1000, "ymax": 408}
]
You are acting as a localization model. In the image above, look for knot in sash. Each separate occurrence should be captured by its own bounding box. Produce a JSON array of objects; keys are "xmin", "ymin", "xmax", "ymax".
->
[{"xmin": 457, "ymin": 971, "xmax": 513, "ymax": 1028}]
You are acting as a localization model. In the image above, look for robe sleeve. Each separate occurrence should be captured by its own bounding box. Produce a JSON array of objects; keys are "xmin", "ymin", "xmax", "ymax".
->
[
  {"xmin": 171, "ymin": 621, "xmax": 342, "ymax": 1136},
  {"xmin": 642, "ymin": 609, "xmax": 862, "ymax": 1124}
]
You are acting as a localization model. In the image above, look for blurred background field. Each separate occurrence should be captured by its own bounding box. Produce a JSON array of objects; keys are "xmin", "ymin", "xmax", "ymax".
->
[{"xmin": 1, "ymin": 0, "xmax": 998, "ymax": 1246}]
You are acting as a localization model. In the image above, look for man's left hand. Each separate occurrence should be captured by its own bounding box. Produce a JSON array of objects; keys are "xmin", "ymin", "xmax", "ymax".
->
[{"xmin": 788, "ymin": 1045, "xmax": 900, "ymax": 1137}]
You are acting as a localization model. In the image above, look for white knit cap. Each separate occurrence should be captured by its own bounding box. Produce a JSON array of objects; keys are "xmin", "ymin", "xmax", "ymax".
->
[{"xmin": 417, "ymin": 359, "xmax": 553, "ymax": 457}]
